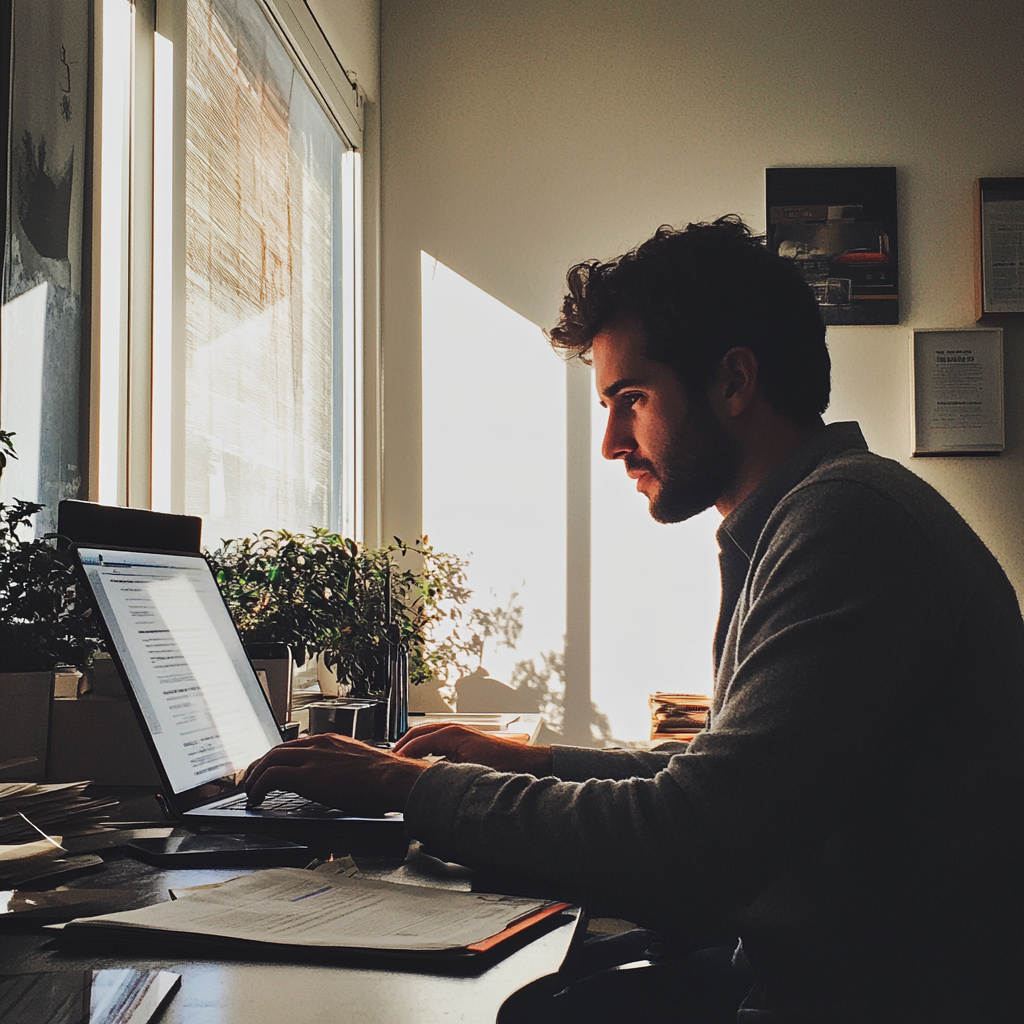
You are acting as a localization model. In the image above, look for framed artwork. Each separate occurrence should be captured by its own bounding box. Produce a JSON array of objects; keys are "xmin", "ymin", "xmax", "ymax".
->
[
  {"xmin": 766, "ymin": 167, "xmax": 899, "ymax": 326},
  {"xmin": 911, "ymin": 328, "xmax": 1004, "ymax": 457},
  {"xmin": 975, "ymin": 178, "xmax": 1024, "ymax": 317}
]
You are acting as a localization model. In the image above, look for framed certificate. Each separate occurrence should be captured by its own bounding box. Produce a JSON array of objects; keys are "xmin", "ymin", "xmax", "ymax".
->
[
  {"xmin": 975, "ymin": 178, "xmax": 1024, "ymax": 317},
  {"xmin": 911, "ymin": 328, "xmax": 1004, "ymax": 456}
]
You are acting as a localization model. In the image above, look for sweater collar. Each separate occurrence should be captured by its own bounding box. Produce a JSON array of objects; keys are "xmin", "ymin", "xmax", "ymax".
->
[{"xmin": 717, "ymin": 421, "xmax": 868, "ymax": 561}]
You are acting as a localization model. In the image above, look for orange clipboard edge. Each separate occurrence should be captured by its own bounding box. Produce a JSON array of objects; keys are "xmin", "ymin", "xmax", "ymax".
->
[{"xmin": 464, "ymin": 902, "xmax": 572, "ymax": 954}]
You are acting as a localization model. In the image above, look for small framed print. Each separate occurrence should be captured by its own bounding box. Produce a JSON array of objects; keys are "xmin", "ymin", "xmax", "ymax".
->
[
  {"xmin": 911, "ymin": 328, "xmax": 1004, "ymax": 457},
  {"xmin": 975, "ymin": 178, "xmax": 1024, "ymax": 317},
  {"xmin": 767, "ymin": 167, "xmax": 899, "ymax": 326}
]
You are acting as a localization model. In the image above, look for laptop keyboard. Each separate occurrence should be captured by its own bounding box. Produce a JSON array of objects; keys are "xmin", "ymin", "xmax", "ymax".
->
[{"xmin": 218, "ymin": 791, "xmax": 329, "ymax": 814}]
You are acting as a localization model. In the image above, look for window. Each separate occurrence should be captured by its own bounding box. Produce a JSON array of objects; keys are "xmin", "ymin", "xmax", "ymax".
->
[
  {"xmin": 421, "ymin": 254, "xmax": 567, "ymax": 719},
  {"xmin": 2, "ymin": 0, "xmax": 363, "ymax": 542},
  {"xmin": 590, "ymin": 435, "xmax": 721, "ymax": 742}
]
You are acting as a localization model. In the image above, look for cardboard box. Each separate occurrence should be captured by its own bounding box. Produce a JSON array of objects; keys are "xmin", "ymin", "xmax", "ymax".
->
[
  {"xmin": 48, "ymin": 696, "xmax": 161, "ymax": 785},
  {"xmin": 0, "ymin": 671, "xmax": 52, "ymax": 781}
]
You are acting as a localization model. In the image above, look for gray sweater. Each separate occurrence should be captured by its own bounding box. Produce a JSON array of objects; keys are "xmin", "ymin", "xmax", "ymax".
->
[{"xmin": 405, "ymin": 422, "xmax": 1024, "ymax": 1022}]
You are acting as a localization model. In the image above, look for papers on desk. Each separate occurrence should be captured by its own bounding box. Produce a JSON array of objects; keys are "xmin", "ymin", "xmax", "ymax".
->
[
  {"xmin": 0, "ymin": 888, "xmax": 135, "ymax": 923},
  {"xmin": 0, "ymin": 782, "xmax": 125, "ymax": 887},
  {"xmin": 63, "ymin": 867, "xmax": 569, "ymax": 956},
  {"xmin": 0, "ymin": 836, "xmax": 64, "ymax": 864}
]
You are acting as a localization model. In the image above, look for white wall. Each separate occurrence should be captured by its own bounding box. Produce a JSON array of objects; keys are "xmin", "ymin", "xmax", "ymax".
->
[{"xmin": 379, "ymin": 0, "xmax": 1024, "ymax": 597}]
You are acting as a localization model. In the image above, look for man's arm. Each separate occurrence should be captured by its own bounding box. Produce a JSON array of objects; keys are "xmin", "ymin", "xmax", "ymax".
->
[
  {"xmin": 394, "ymin": 481, "xmax": 954, "ymax": 934},
  {"xmin": 247, "ymin": 480, "xmax": 951, "ymax": 937},
  {"xmin": 392, "ymin": 722, "xmax": 682, "ymax": 780},
  {"xmin": 552, "ymin": 744, "xmax": 684, "ymax": 781},
  {"xmin": 392, "ymin": 723, "xmax": 552, "ymax": 774},
  {"xmin": 241, "ymin": 725, "xmax": 681, "ymax": 814}
]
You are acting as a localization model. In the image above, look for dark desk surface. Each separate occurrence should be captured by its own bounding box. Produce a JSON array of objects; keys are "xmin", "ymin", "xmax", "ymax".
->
[{"xmin": 1, "ymin": 846, "xmax": 581, "ymax": 1023}]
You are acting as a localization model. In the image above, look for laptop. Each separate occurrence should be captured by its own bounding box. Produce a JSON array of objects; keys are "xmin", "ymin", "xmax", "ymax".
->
[{"xmin": 75, "ymin": 544, "xmax": 406, "ymax": 847}]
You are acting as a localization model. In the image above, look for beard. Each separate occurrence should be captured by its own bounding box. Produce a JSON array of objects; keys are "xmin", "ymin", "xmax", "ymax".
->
[{"xmin": 626, "ymin": 398, "xmax": 740, "ymax": 524}]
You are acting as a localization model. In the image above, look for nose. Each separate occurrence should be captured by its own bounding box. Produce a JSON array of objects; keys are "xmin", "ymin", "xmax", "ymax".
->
[{"xmin": 601, "ymin": 407, "xmax": 635, "ymax": 462}]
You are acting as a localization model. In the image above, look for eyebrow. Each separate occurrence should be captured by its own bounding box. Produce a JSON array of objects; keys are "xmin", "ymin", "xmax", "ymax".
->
[{"xmin": 601, "ymin": 376, "xmax": 648, "ymax": 399}]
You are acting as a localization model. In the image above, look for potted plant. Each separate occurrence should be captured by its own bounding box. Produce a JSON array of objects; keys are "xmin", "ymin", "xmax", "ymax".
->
[
  {"xmin": 0, "ymin": 432, "xmax": 106, "ymax": 779},
  {"xmin": 0, "ymin": 497, "xmax": 106, "ymax": 673},
  {"xmin": 206, "ymin": 530, "xmax": 477, "ymax": 703}
]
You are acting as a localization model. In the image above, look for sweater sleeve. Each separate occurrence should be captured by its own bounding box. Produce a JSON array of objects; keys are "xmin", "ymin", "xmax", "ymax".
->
[
  {"xmin": 403, "ymin": 479, "xmax": 951, "ymax": 936},
  {"xmin": 551, "ymin": 743, "xmax": 682, "ymax": 781}
]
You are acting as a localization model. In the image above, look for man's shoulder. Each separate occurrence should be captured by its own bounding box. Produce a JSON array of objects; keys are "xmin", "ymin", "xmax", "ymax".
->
[
  {"xmin": 789, "ymin": 446, "xmax": 956, "ymax": 523},
  {"xmin": 771, "ymin": 445, "xmax": 1005, "ymax": 588}
]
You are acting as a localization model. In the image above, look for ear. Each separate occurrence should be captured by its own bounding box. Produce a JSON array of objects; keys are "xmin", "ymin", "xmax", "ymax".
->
[{"xmin": 708, "ymin": 347, "xmax": 759, "ymax": 419}]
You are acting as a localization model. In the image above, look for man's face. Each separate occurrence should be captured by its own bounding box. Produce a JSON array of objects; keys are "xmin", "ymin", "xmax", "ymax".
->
[{"xmin": 592, "ymin": 321, "xmax": 739, "ymax": 523}]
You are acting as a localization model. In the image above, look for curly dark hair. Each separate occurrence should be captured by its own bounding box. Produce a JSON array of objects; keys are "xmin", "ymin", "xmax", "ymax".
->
[{"xmin": 548, "ymin": 216, "xmax": 830, "ymax": 423}]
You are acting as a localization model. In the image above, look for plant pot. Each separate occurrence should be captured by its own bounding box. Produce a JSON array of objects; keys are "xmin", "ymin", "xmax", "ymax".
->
[
  {"xmin": 316, "ymin": 653, "xmax": 357, "ymax": 699},
  {"xmin": 317, "ymin": 653, "xmax": 341, "ymax": 697},
  {"xmin": 0, "ymin": 671, "xmax": 53, "ymax": 781}
]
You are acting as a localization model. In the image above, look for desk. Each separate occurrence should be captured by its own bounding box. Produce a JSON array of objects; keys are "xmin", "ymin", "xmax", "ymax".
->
[{"xmin": 0, "ymin": 849, "xmax": 581, "ymax": 1023}]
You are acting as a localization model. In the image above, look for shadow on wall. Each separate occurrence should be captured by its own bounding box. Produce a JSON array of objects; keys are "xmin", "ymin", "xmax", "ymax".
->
[
  {"xmin": 429, "ymin": 659, "xmax": 612, "ymax": 747},
  {"xmin": 410, "ymin": 592, "xmax": 615, "ymax": 746}
]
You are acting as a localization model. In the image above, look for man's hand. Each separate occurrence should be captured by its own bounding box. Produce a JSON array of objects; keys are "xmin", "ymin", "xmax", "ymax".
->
[
  {"xmin": 243, "ymin": 734, "xmax": 429, "ymax": 816},
  {"xmin": 393, "ymin": 723, "xmax": 553, "ymax": 775}
]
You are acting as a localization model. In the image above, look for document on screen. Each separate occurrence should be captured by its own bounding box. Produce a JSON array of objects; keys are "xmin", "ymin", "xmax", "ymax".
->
[{"xmin": 79, "ymin": 549, "xmax": 281, "ymax": 792}]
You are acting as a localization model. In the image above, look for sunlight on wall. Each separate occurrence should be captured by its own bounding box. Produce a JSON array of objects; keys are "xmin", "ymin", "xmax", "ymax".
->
[
  {"xmin": 151, "ymin": 30, "xmax": 174, "ymax": 513},
  {"xmin": 421, "ymin": 253, "xmax": 566, "ymax": 689},
  {"xmin": 591, "ymin": 392, "xmax": 722, "ymax": 741},
  {"xmin": 421, "ymin": 253, "xmax": 721, "ymax": 740},
  {"xmin": 97, "ymin": 0, "xmax": 133, "ymax": 506}
]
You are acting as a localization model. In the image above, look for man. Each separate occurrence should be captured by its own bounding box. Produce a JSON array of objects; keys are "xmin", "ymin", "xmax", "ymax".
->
[{"xmin": 246, "ymin": 217, "xmax": 1023, "ymax": 1023}]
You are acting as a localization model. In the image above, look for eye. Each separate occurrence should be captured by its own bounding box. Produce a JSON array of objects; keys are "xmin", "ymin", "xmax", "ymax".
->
[{"xmin": 622, "ymin": 391, "xmax": 644, "ymax": 408}]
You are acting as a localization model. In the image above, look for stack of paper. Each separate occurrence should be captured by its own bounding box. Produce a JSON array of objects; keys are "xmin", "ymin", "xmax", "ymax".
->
[
  {"xmin": 0, "ymin": 783, "xmax": 119, "ymax": 886},
  {"xmin": 648, "ymin": 693, "xmax": 710, "ymax": 742},
  {"xmin": 0, "ymin": 836, "xmax": 67, "ymax": 884},
  {"xmin": 0, "ymin": 783, "xmax": 119, "ymax": 847}
]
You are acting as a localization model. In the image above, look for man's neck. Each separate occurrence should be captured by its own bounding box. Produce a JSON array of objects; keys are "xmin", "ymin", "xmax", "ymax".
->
[{"xmin": 715, "ymin": 412, "xmax": 826, "ymax": 519}]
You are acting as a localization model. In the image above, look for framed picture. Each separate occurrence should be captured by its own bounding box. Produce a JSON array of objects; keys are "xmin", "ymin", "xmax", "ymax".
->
[
  {"xmin": 766, "ymin": 167, "xmax": 898, "ymax": 326},
  {"xmin": 975, "ymin": 178, "xmax": 1024, "ymax": 317},
  {"xmin": 911, "ymin": 328, "xmax": 1004, "ymax": 457}
]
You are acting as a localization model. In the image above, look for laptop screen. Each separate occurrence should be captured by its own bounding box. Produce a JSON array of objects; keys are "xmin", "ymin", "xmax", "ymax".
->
[{"xmin": 78, "ymin": 547, "xmax": 282, "ymax": 794}]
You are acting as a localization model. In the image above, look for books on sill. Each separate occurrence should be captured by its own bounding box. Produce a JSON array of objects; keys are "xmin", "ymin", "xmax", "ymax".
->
[{"xmin": 648, "ymin": 693, "xmax": 711, "ymax": 743}]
